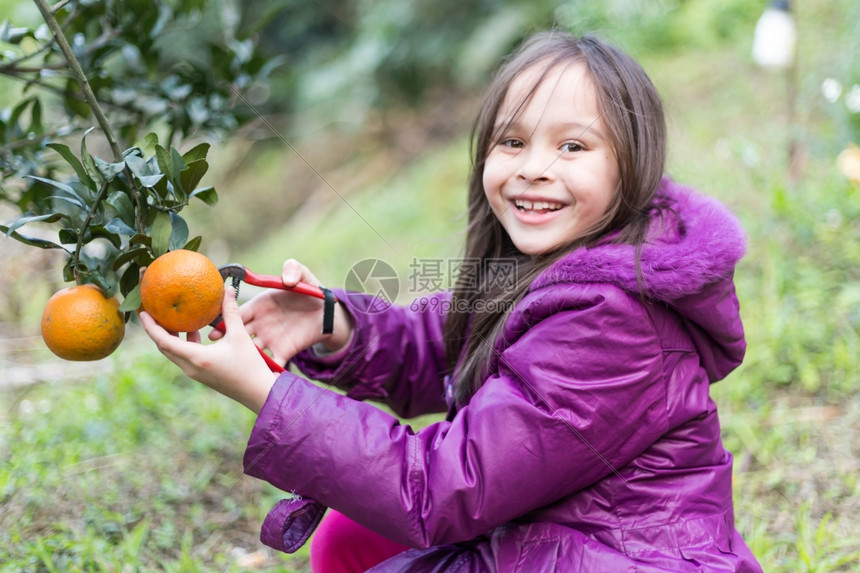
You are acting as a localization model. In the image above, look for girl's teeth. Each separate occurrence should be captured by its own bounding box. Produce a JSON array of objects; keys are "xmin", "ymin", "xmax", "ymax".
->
[{"xmin": 515, "ymin": 200, "xmax": 562, "ymax": 212}]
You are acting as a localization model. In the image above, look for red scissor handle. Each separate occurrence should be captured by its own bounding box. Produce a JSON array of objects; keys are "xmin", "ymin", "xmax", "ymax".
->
[
  {"xmin": 241, "ymin": 268, "xmax": 329, "ymax": 300},
  {"xmin": 211, "ymin": 264, "xmax": 338, "ymax": 374},
  {"xmin": 210, "ymin": 320, "xmax": 285, "ymax": 373}
]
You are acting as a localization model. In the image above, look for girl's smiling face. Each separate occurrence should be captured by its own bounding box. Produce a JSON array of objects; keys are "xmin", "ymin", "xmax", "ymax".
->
[{"xmin": 482, "ymin": 61, "xmax": 620, "ymax": 256}]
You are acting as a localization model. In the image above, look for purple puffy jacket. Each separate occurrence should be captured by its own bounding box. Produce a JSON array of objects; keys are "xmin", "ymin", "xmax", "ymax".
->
[{"xmin": 243, "ymin": 178, "xmax": 763, "ymax": 572}]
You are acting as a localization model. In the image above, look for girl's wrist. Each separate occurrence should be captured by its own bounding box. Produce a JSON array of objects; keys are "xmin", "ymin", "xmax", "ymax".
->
[
  {"xmin": 243, "ymin": 370, "xmax": 279, "ymax": 414},
  {"xmin": 317, "ymin": 302, "xmax": 354, "ymax": 354}
]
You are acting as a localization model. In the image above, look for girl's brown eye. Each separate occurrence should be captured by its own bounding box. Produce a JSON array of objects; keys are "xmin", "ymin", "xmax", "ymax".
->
[
  {"xmin": 562, "ymin": 142, "xmax": 583, "ymax": 153},
  {"xmin": 502, "ymin": 139, "xmax": 523, "ymax": 148}
]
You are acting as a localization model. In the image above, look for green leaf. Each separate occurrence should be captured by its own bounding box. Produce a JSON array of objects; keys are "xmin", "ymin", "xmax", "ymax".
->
[
  {"xmin": 168, "ymin": 213, "xmax": 189, "ymax": 251},
  {"xmin": 182, "ymin": 142, "xmax": 210, "ymax": 163},
  {"xmin": 0, "ymin": 224, "xmax": 66, "ymax": 250},
  {"xmin": 48, "ymin": 194, "xmax": 87, "ymax": 210},
  {"xmin": 94, "ymin": 156, "xmax": 127, "ymax": 182},
  {"xmin": 29, "ymin": 98, "xmax": 43, "ymax": 134},
  {"xmin": 180, "ymin": 159, "xmax": 209, "ymax": 195},
  {"xmin": 106, "ymin": 191, "xmax": 136, "ymax": 227},
  {"xmin": 122, "ymin": 146, "xmax": 143, "ymax": 159},
  {"xmin": 124, "ymin": 153, "xmax": 151, "ymax": 176},
  {"xmin": 26, "ymin": 175, "xmax": 77, "ymax": 197},
  {"xmin": 81, "ymin": 131, "xmax": 107, "ymax": 187},
  {"xmin": 9, "ymin": 97, "xmax": 36, "ymax": 127},
  {"xmin": 150, "ymin": 210, "xmax": 172, "ymax": 256},
  {"xmin": 120, "ymin": 263, "xmax": 142, "ymax": 297},
  {"xmin": 89, "ymin": 225, "xmax": 122, "ymax": 248},
  {"xmin": 3, "ymin": 212, "xmax": 65, "ymax": 236},
  {"xmin": 104, "ymin": 218, "xmax": 137, "ymax": 237},
  {"xmin": 63, "ymin": 259, "xmax": 76, "ymax": 282},
  {"xmin": 46, "ymin": 143, "xmax": 95, "ymax": 190},
  {"xmin": 153, "ymin": 147, "xmax": 176, "ymax": 202},
  {"xmin": 151, "ymin": 174, "xmax": 169, "ymax": 200},
  {"xmin": 35, "ymin": 179, "xmax": 94, "ymax": 214},
  {"xmin": 170, "ymin": 147, "xmax": 187, "ymax": 201},
  {"xmin": 155, "ymin": 145, "xmax": 174, "ymax": 181},
  {"xmin": 59, "ymin": 228, "xmax": 78, "ymax": 244},
  {"xmin": 137, "ymin": 133, "xmax": 159, "ymax": 155},
  {"xmin": 0, "ymin": 21, "xmax": 34, "ymax": 44},
  {"xmin": 112, "ymin": 246, "xmax": 151, "ymax": 270},
  {"xmin": 189, "ymin": 186, "xmax": 217, "ymax": 206},
  {"xmin": 90, "ymin": 272, "xmax": 114, "ymax": 297},
  {"xmin": 170, "ymin": 146, "xmax": 186, "ymax": 174},
  {"xmin": 129, "ymin": 233, "xmax": 152, "ymax": 247},
  {"xmin": 126, "ymin": 154, "xmax": 165, "ymax": 188},
  {"xmin": 183, "ymin": 235, "xmax": 202, "ymax": 252},
  {"xmin": 119, "ymin": 284, "xmax": 141, "ymax": 312}
]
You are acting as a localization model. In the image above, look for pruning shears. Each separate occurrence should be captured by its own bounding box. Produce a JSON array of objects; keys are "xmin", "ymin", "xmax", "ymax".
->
[{"xmin": 210, "ymin": 263, "xmax": 338, "ymax": 373}]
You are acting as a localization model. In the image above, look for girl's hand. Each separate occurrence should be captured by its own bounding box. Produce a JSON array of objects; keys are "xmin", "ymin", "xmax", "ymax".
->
[
  {"xmin": 141, "ymin": 287, "xmax": 278, "ymax": 414},
  {"xmin": 208, "ymin": 259, "xmax": 354, "ymax": 364}
]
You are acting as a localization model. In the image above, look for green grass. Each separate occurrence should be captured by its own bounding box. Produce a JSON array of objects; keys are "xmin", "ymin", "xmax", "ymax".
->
[{"xmin": 0, "ymin": 340, "xmax": 311, "ymax": 571}]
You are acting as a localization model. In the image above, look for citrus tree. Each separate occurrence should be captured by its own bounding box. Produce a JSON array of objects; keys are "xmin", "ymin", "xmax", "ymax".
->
[{"xmin": 0, "ymin": 0, "xmax": 271, "ymax": 353}]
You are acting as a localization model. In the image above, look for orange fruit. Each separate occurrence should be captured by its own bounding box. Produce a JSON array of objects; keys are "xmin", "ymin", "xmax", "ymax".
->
[
  {"xmin": 140, "ymin": 249, "xmax": 224, "ymax": 332},
  {"xmin": 41, "ymin": 284, "xmax": 125, "ymax": 361}
]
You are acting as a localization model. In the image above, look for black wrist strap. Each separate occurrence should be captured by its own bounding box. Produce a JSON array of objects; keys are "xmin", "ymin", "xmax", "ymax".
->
[{"xmin": 321, "ymin": 287, "xmax": 336, "ymax": 335}]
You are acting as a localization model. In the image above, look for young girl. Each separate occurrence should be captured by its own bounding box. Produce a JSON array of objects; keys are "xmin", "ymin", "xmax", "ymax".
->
[{"xmin": 143, "ymin": 31, "xmax": 762, "ymax": 572}]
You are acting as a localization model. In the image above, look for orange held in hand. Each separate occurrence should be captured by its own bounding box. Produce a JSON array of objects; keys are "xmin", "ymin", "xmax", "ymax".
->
[
  {"xmin": 140, "ymin": 249, "xmax": 224, "ymax": 333},
  {"xmin": 41, "ymin": 284, "xmax": 125, "ymax": 361}
]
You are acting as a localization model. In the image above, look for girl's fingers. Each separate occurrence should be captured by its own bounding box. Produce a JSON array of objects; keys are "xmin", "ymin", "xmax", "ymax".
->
[
  {"xmin": 282, "ymin": 258, "xmax": 321, "ymax": 288},
  {"xmin": 139, "ymin": 310, "xmax": 164, "ymax": 340},
  {"xmin": 272, "ymin": 348, "xmax": 294, "ymax": 368},
  {"xmin": 220, "ymin": 287, "xmax": 244, "ymax": 333},
  {"xmin": 208, "ymin": 290, "xmax": 261, "ymax": 341},
  {"xmin": 141, "ymin": 311, "xmax": 185, "ymax": 356},
  {"xmin": 187, "ymin": 330, "xmax": 201, "ymax": 344},
  {"xmin": 281, "ymin": 259, "xmax": 302, "ymax": 286}
]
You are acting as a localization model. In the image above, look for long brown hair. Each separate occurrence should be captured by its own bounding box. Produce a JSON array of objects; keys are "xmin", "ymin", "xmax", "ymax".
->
[{"xmin": 443, "ymin": 31, "xmax": 667, "ymax": 402}]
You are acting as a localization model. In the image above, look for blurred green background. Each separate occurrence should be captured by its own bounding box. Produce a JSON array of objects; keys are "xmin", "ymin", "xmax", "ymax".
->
[{"xmin": 2, "ymin": 0, "xmax": 860, "ymax": 570}]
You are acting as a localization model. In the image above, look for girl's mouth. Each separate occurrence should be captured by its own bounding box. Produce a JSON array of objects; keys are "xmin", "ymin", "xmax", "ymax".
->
[{"xmin": 514, "ymin": 199, "xmax": 564, "ymax": 214}]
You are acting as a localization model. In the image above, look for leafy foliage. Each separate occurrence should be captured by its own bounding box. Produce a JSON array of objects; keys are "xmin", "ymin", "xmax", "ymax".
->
[
  {"xmin": 1, "ymin": 132, "xmax": 217, "ymax": 300},
  {"xmin": 0, "ymin": 0, "xmax": 272, "ymax": 151},
  {"xmin": 0, "ymin": 0, "xmax": 271, "ymax": 308},
  {"xmin": 224, "ymin": 0, "xmax": 769, "ymax": 136}
]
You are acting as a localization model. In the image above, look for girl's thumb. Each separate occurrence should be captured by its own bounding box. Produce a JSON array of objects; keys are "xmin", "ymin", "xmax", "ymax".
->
[
  {"xmin": 282, "ymin": 258, "xmax": 320, "ymax": 287},
  {"xmin": 221, "ymin": 287, "xmax": 242, "ymax": 331},
  {"xmin": 282, "ymin": 259, "xmax": 302, "ymax": 285}
]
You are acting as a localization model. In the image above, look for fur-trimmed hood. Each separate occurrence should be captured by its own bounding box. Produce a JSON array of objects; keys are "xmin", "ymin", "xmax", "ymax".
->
[
  {"xmin": 530, "ymin": 177, "xmax": 747, "ymax": 382},
  {"xmin": 530, "ymin": 177, "xmax": 746, "ymax": 300}
]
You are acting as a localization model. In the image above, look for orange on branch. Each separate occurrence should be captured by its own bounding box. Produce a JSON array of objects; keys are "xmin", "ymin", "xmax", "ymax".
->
[
  {"xmin": 140, "ymin": 249, "xmax": 224, "ymax": 333},
  {"xmin": 41, "ymin": 284, "xmax": 125, "ymax": 361}
]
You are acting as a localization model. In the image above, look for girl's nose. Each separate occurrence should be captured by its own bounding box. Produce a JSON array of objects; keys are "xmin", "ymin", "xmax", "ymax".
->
[{"xmin": 516, "ymin": 147, "xmax": 555, "ymax": 184}]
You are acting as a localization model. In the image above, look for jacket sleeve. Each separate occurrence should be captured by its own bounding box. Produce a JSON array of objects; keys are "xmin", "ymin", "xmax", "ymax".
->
[
  {"xmin": 290, "ymin": 290, "xmax": 450, "ymax": 418},
  {"xmin": 246, "ymin": 285, "xmax": 670, "ymax": 548}
]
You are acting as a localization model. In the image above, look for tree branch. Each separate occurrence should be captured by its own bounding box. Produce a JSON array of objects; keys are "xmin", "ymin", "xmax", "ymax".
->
[
  {"xmin": 51, "ymin": 0, "xmax": 73, "ymax": 13},
  {"xmin": 32, "ymin": 0, "xmax": 146, "ymax": 234},
  {"xmin": 0, "ymin": 62, "xmax": 67, "ymax": 74},
  {"xmin": 32, "ymin": 0, "xmax": 121, "ymax": 159},
  {"xmin": 73, "ymin": 181, "xmax": 110, "ymax": 284}
]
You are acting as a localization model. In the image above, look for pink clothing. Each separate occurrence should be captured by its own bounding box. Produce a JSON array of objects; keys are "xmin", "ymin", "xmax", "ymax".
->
[{"xmin": 311, "ymin": 510, "xmax": 409, "ymax": 572}]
